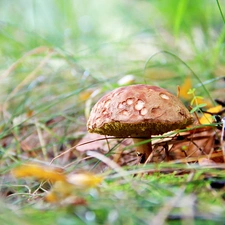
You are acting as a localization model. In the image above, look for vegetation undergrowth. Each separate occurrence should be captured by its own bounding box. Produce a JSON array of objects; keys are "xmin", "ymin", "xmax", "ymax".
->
[{"xmin": 1, "ymin": 1, "xmax": 225, "ymax": 224}]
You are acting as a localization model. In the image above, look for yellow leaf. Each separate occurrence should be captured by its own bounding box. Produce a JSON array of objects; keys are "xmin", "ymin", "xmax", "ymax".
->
[
  {"xmin": 199, "ymin": 105, "xmax": 222, "ymax": 124},
  {"xmin": 194, "ymin": 98, "xmax": 213, "ymax": 109},
  {"xmin": 13, "ymin": 164, "xmax": 103, "ymax": 203},
  {"xmin": 206, "ymin": 105, "xmax": 222, "ymax": 114},
  {"xmin": 67, "ymin": 172, "xmax": 103, "ymax": 188},
  {"xmin": 45, "ymin": 191, "xmax": 58, "ymax": 203},
  {"xmin": 78, "ymin": 90, "xmax": 93, "ymax": 101},
  {"xmin": 45, "ymin": 173, "xmax": 103, "ymax": 203},
  {"xmin": 179, "ymin": 77, "xmax": 213, "ymax": 108},
  {"xmin": 45, "ymin": 180, "xmax": 75, "ymax": 203},
  {"xmin": 12, "ymin": 164, "xmax": 66, "ymax": 182},
  {"xmin": 179, "ymin": 76, "xmax": 192, "ymax": 100}
]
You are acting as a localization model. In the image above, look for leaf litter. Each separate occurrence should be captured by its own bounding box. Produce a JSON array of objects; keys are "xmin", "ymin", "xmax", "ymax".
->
[{"xmin": 1, "ymin": 59, "xmax": 225, "ymax": 223}]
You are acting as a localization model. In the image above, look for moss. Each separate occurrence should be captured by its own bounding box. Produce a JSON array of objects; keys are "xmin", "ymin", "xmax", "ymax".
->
[{"xmin": 90, "ymin": 119, "xmax": 193, "ymax": 137}]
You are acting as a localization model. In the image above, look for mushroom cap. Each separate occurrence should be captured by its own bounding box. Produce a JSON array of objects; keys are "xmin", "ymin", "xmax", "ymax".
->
[{"xmin": 87, "ymin": 84, "xmax": 194, "ymax": 137}]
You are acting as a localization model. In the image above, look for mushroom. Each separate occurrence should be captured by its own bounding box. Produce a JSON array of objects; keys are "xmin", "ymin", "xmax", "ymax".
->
[{"xmin": 87, "ymin": 84, "xmax": 194, "ymax": 163}]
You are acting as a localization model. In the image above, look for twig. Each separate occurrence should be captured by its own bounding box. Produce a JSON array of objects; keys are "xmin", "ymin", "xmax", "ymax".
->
[
  {"xmin": 220, "ymin": 117, "xmax": 225, "ymax": 162},
  {"xmin": 35, "ymin": 119, "xmax": 48, "ymax": 161}
]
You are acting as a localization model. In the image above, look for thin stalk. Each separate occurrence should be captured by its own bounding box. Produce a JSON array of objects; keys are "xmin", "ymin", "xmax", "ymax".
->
[{"xmin": 133, "ymin": 137, "xmax": 152, "ymax": 163}]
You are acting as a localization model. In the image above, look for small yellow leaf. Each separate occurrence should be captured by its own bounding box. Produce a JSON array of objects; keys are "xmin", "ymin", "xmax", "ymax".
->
[
  {"xmin": 67, "ymin": 172, "xmax": 103, "ymax": 188},
  {"xmin": 78, "ymin": 90, "xmax": 93, "ymax": 101},
  {"xmin": 199, "ymin": 105, "xmax": 222, "ymax": 124},
  {"xmin": 194, "ymin": 98, "xmax": 213, "ymax": 109},
  {"xmin": 13, "ymin": 164, "xmax": 104, "ymax": 203},
  {"xmin": 45, "ymin": 180, "xmax": 75, "ymax": 203},
  {"xmin": 45, "ymin": 191, "xmax": 58, "ymax": 203},
  {"xmin": 206, "ymin": 105, "xmax": 222, "ymax": 114},
  {"xmin": 179, "ymin": 76, "xmax": 192, "ymax": 100},
  {"xmin": 12, "ymin": 164, "xmax": 66, "ymax": 183},
  {"xmin": 179, "ymin": 77, "xmax": 213, "ymax": 108},
  {"xmin": 45, "ymin": 173, "xmax": 103, "ymax": 203}
]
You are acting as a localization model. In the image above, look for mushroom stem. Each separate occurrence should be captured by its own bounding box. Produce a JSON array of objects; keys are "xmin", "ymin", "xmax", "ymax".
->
[{"xmin": 133, "ymin": 137, "xmax": 152, "ymax": 163}]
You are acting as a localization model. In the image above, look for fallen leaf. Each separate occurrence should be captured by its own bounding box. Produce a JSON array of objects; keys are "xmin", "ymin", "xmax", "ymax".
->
[
  {"xmin": 179, "ymin": 77, "xmax": 213, "ymax": 108},
  {"xmin": 198, "ymin": 158, "xmax": 217, "ymax": 166},
  {"xmin": 76, "ymin": 133, "xmax": 111, "ymax": 152},
  {"xmin": 76, "ymin": 133, "xmax": 132, "ymax": 153},
  {"xmin": 179, "ymin": 76, "xmax": 192, "ymax": 100},
  {"xmin": 78, "ymin": 89, "xmax": 94, "ymax": 101},
  {"xmin": 45, "ymin": 173, "xmax": 103, "ymax": 203},
  {"xmin": 45, "ymin": 180, "xmax": 75, "ymax": 203},
  {"xmin": 67, "ymin": 172, "xmax": 103, "ymax": 188},
  {"xmin": 12, "ymin": 164, "xmax": 66, "ymax": 182},
  {"xmin": 12, "ymin": 163, "xmax": 103, "ymax": 203},
  {"xmin": 199, "ymin": 105, "xmax": 222, "ymax": 124}
]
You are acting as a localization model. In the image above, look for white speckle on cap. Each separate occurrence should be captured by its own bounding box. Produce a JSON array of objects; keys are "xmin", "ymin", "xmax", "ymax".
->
[
  {"xmin": 135, "ymin": 100, "xmax": 145, "ymax": 110},
  {"xmin": 118, "ymin": 103, "xmax": 123, "ymax": 109},
  {"xmin": 95, "ymin": 117, "xmax": 101, "ymax": 126},
  {"xmin": 121, "ymin": 110, "xmax": 129, "ymax": 116},
  {"xmin": 140, "ymin": 107, "xmax": 148, "ymax": 116},
  {"xmin": 126, "ymin": 98, "xmax": 134, "ymax": 105},
  {"xmin": 104, "ymin": 100, "xmax": 111, "ymax": 107},
  {"xmin": 160, "ymin": 93, "xmax": 169, "ymax": 100}
]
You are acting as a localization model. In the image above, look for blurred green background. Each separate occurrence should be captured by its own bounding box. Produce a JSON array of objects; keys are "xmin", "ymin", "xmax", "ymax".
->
[
  {"xmin": 0, "ymin": 0, "xmax": 225, "ymax": 156},
  {"xmin": 1, "ymin": 0, "xmax": 224, "ymax": 70},
  {"xmin": 1, "ymin": 1, "xmax": 225, "ymax": 224}
]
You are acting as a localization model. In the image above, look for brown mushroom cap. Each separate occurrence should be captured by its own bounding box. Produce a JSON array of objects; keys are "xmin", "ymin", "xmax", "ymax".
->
[{"xmin": 87, "ymin": 84, "xmax": 194, "ymax": 137}]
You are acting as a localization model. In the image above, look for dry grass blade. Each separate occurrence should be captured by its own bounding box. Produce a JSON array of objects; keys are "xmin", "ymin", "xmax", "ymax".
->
[
  {"xmin": 1, "ymin": 46, "xmax": 52, "ymax": 79},
  {"xmin": 1, "ymin": 1, "xmax": 225, "ymax": 223},
  {"xmin": 86, "ymin": 150, "xmax": 130, "ymax": 179},
  {"xmin": 2, "ymin": 47, "xmax": 56, "ymax": 119},
  {"xmin": 50, "ymin": 136, "xmax": 118, "ymax": 164},
  {"xmin": 221, "ymin": 117, "xmax": 225, "ymax": 162}
]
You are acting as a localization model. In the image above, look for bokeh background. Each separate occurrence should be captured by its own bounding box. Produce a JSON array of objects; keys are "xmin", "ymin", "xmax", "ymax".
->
[{"xmin": 1, "ymin": 1, "xmax": 225, "ymax": 224}]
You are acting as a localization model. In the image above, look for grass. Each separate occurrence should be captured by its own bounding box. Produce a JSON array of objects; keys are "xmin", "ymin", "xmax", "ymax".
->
[
  {"xmin": 1, "ymin": 0, "xmax": 225, "ymax": 224},
  {"xmin": 2, "ymin": 167, "xmax": 225, "ymax": 224}
]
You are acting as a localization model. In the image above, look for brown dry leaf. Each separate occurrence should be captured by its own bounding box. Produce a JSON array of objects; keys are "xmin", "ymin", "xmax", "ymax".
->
[
  {"xmin": 171, "ymin": 128, "xmax": 215, "ymax": 159},
  {"xmin": 76, "ymin": 133, "xmax": 132, "ymax": 152},
  {"xmin": 76, "ymin": 133, "xmax": 111, "ymax": 152},
  {"xmin": 75, "ymin": 133, "xmax": 135, "ymax": 166},
  {"xmin": 173, "ymin": 128, "xmax": 215, "ymax": 159},
  {"xmin": 198, "ymin": 158, "xmax": 217, "ymax": 166},
  {"xmin": 150, "ymin": 127, "xmax": 220, "ymax": 163}
]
